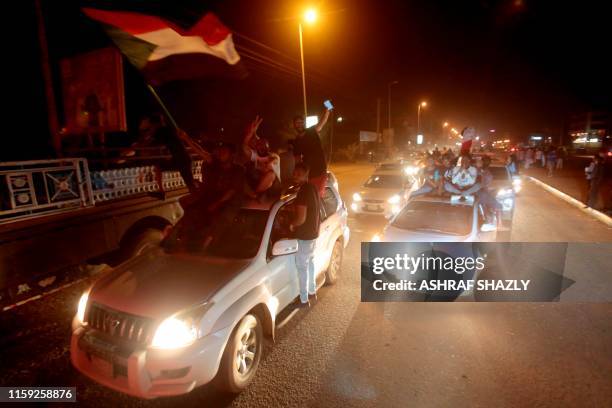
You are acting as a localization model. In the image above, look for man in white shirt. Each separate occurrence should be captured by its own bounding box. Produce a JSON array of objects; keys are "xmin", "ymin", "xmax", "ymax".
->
[
  {"xmin": 444, "ymin": 155, "xmax": 481, "ymax": 197},
  {"xmin": 242, "ymin": 116, "xmax": 281, "ymax": 199}
]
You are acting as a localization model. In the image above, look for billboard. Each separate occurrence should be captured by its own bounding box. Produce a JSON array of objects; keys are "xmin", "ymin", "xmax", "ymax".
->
[
  {"xmin": 60, "ymin": 48, "xmax": 127, "ymax": 134},
  {"xmin": 360, "ymin": 131, "xmax": 379, "ymax": 142}
]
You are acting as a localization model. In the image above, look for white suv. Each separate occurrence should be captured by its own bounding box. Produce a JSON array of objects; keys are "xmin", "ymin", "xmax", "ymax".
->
[{"xmin": 70, "ymin": 179, "xmax": 349, "ymax": 398}]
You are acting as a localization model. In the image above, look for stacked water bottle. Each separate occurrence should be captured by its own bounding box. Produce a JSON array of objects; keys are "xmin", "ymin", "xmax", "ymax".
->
[
  {"xmin": 193, "ymin": 160, "xmax": 203, "ymax": 182},
  {"xmin": 91, "ymin": 166, "xmax": 159, "ymax": 203}
]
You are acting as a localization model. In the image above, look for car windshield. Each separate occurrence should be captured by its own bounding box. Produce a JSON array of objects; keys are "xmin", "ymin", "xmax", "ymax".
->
[
  {"xmin": 489, "ymin": 166, "xmax": 510, "ymax": 180},
  {"xmin": 162, "ymin": 208, "xmax": 269, "ymax": 259},
  {"xmin": 392, "ymin": 201, "xmax": 473, "ymax": 236},
  {"xmin": 365, "ymin": 174, "xmax": 404, "ymax": 188}
]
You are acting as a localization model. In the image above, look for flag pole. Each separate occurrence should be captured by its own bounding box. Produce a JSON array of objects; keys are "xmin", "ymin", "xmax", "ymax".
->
[{"xmin": 146, "ymin": 84, "xmax": 179, "ymax": 130}]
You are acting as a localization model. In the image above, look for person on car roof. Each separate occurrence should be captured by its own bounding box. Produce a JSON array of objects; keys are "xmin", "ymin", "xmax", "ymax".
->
[
  {"xmin": 242, "ymin": 116, "xmax": 281, "ymax": 201},
  {"xmin": 444, "ymin": 154, "xmax": 481, "ymax": 197}
]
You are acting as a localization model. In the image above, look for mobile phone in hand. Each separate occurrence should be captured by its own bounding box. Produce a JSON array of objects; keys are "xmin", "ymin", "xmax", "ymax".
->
[{"xmin": 324, "ymin": 100, "xmax": 334, "ymax": 110}]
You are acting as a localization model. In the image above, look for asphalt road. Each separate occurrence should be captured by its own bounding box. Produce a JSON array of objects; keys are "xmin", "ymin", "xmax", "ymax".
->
[{"xmin": 0, "ymin": 162, "xmax": 610, "ymax": 407}]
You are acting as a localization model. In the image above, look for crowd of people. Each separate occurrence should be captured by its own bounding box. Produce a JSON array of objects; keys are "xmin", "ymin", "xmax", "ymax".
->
[
  {"xmin": 516, "ymin": 145, "xmax": 567, "ymax": 177},
  {"xmin": 151, "ymin": 107, "xmax": 332, "ymax": 308},
  {"xmin": 410, "ymin": 147, "xmax": 507, "ymax": 228}
]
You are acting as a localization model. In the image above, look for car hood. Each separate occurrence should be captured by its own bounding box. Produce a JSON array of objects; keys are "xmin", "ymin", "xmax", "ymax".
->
[
  {"xmin": 89, "ymin": 249, "xmax": 251, "ymax": 319},
  {"xmin": 489, "ymin": 180, "xmax": 512, "ymax": 191},
  {"xmin": 382, "ymin": 226, "xmax": 474, "ymax": 242}
]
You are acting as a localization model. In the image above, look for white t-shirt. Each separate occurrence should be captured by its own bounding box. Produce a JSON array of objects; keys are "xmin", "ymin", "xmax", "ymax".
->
[
  {"xmin": 250, "ymin": 150, "xmax": 281, "ymax": 181},
  {"xmin": 451, "ymin": 166, "xmax": 477, "ymax": 187}
]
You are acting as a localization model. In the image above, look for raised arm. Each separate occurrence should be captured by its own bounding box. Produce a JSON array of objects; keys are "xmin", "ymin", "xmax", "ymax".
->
[
  {"xmin": 176, "ymin": 129, "xmax": 212, "ymax": 162},
  {"xmin": 315, "ymin": 109, "xmax": 331, "ymax": 133},
  {"xmin": 242, "ymin": 116, "xmax": 263, "ymax": 158}
]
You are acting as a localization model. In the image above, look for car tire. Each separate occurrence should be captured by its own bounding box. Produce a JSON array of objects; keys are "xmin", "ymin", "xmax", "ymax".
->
[
  {"xmin": 325, "ymin": 239, "xmax": 343, "ymax": 285},
  {"xmin": 215, "ymin": 313, "xmax": 263, "ymax": 393},
  {"xmin": 120, "ymin": 228, "xmax": 164, "ymax": 261}
]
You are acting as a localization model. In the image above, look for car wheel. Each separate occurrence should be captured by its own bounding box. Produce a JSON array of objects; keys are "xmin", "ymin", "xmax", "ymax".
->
[
  {"xmin": 215, "ymin": 313, "xmax": 263, "ymax": 393},
  {"xmin": 119, "ymin": 228, "xmax": 164, "ymax": 262},
  {"xmin": 325, "ymin": 239, "xmax": 343, "ymax": 285}
]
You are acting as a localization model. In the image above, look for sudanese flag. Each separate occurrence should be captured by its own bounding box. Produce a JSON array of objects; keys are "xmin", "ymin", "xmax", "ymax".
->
[{"xmin": 82, "ymin": 7, "xmax": 247, "ymax": 85}]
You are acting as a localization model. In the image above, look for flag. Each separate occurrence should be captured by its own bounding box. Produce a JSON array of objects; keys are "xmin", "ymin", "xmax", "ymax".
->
[
  {"xmin": 460, "ymin": 127, "xmax": 475, "ymax": 155},
  {"xmin": 82, "ymin": 7, "xmax": 247, "ymax": 84}
]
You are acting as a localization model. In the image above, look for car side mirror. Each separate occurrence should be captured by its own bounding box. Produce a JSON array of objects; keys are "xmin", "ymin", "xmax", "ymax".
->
[{"xmin": 272, "ymin": 239, "xmax": 299, "ymax": 256}]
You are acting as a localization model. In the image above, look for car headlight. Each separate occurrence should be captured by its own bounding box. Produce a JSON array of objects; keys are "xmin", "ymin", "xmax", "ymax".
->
[
  {"xmin": 497, "ymin": 188, "xmax": 513, "ymax": 197},
  {"xmin": 152, "ymin": 317, "xmax": 197, "ymax": 349},
  {"xmin": 353, "ymin": 193, "xmax": 362, "ymax": 202},
  {"xmin": 388, "ymin": 194, "xmax": 401, "ymax": 204},
  {"xmin": 371, "ymin": 234, "xmax": 381, "ymax": 242},
  {"xmin": 512, "ymin": 178, "xmax": 521, "ymax": 187},
  {"xmin": 151, "ymin": 302, "xmax": 213, "ymax": 349},
  {"xmin": 404, "ymin": 166, "xmax": 419, "ymax": 175},
  {"xmin": 76, "ymin": 291, "xmax": 89, "ymax": 324}
]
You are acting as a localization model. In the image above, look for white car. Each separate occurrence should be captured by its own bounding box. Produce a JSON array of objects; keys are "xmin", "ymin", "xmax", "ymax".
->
[
  {"xmin": 70, "ymin": 180, "xmax": 349, "ymax": 398},
  {"xmin": 374, "ymin": 195, "xmax": 497, "ymax": 242},
  {"xmin": 351, "ymin": 171, "xmax": 418, "ymax": 218}
]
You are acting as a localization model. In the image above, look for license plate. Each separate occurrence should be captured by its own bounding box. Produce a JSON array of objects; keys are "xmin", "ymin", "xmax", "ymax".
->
[
  {"xmin": 90, "ymin": 355, "xmax": 114, "ymax": 377},
  {"xmin": 81, "ymin": 332, "xmax": 116, "ymax": 362},
  {"xmin": 366, "ymin": 205, "xmax": 382, "ymax": 212}
]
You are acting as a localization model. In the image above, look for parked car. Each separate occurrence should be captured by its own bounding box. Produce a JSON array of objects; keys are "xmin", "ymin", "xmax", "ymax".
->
[
  {"xmin": 70, "ymin": 178, "xmax": 349, "ymax": 398},
  {"xmin": 351, "ymin": 171, "xmax": 418, "ymax": 218}
]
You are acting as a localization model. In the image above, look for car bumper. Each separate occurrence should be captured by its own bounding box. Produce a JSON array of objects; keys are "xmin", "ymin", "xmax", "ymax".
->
[
  {"xmin": 70, "ymin": 324, "xmax": 233, "ymax": 399},
  {"xmin": 351, "ymin": 201, "xmax": 402, "ymax": 217}
]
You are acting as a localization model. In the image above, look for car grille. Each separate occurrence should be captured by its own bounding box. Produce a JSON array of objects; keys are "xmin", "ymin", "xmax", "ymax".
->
[
  {"xmin": 87, "ymin": 303, "xmax": 154, "ymax": 344},
  {"xmin": 363, "ymin": 199, "xmax": 384, "ymax": 204}
]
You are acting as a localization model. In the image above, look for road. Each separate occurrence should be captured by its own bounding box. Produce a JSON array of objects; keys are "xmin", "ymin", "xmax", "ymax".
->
[{"xmin": 0, "ymin": 162, "xmax": 611, "ymax": 407}]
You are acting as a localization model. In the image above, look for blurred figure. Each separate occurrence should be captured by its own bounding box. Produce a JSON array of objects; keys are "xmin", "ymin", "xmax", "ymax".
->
[
  {"xmin": 587, "ymin": 156, "xmax": 605, "ymax": 208},
  {"xmin": 131, "ymin": 114, "xmax": 211, "ymax": 193},
  {"xmin": 535, "ymin": 148, "xmax": 543, "ymax": 168},
  {"xmin": 506, "ymin": 154, "xmax": 519, "ymax": 176},
  {"xmin": 175, "ymin": 141, "xmax": 244, "ymax": 251},
  {"xmin": 410, "ymin": 157, "xmax": 441, "ymax": 197},
  {"xmin": 277, "ymin": 140, "xmax": 295, "ymax": 188},
  {"xmin": 460, "ymin": 127, "xmax": 476, "ymax": 155},
  {"xmin": 556, "ymin": 146, "xmax": 566, "ymax": 170},
  {"xmin": 242, "ymin": 116, "xmax": 281, "ymax": 200},
  {"xmin": 546, "ymin": 147, "xmax": 557, "ymax": 177},
  {"xmin": 477, "ymin": 156, "xmax": 503, "ymax": 228},
  {"xmin": 525, "ymin": 148, "xmax": 534, "ymax": 169},
  {"xmin": 292, "ymin": 107, "xmax": 331, "ymax": 197}
]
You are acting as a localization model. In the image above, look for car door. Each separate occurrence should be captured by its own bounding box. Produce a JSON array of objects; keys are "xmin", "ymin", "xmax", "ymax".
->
[
  {"xmin": 315, "ymin": 186, "xmax": 340, "ymax": 274},
  {"xmin": 266, "ymin": 202, "xmax": 299, "ymax": 310}
]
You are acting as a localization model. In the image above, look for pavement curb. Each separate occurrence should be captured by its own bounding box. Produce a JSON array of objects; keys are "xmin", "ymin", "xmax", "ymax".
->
[{"xmin": 527, "ymin": 176, "xmax": 612, "ymax": 227}]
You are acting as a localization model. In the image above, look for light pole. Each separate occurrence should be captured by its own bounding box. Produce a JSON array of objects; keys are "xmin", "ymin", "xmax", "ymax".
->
[
  {"xmin": 417, "ymin": 101, "xmax": 427, "ymax": 134},
  {"xmin": 387, "ymin": 80, "xmax": 398, "ymax": 129},
  {"xmin": 299, "ymin": 8, "xmax": 317, "ymax": 119}
]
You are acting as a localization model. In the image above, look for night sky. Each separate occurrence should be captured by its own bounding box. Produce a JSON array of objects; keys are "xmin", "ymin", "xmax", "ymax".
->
[{"xmin": 7, "ymin": 0, "xmax": 612, "ymax": 159}]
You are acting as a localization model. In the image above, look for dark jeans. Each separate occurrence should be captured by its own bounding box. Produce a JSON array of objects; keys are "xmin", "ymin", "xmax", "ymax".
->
[{"xmin": 588, "ymin": 180, "xmax": 601, "ymax": 208}]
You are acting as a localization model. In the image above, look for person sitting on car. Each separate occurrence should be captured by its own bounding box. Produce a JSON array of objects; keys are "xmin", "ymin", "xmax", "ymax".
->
[
  {"xmin": 175, "ymin": 141, "xmax": 245, "ymax": 252},
  {"xmin": 444, "ymin": 154, "xmax": 481, "ymax": 197},
  {"xmin": 476, "ymin": 156, "xmax": 502, "ymax": 227},
  {"xmin": 242, "ymin": 116, "xmax": 281, "ymax": 200},
  {"xmin": 410, "ymin": 157, "xmax": 441, "ymax": 197}
]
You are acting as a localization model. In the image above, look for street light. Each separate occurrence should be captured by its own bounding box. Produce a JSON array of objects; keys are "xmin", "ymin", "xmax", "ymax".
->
[
  {"xmin": 417, "ymin": 101, "xmax": 427, "ymax": 134},
  {"xmin": 443, "ymin": 122, "xmax": 449, "ymax": 128},
  {"xmin": 388, "ymin": 80, "xmax": 399, "ymax": 129},
  {"xmin": 299, "ymin": 8, "xmax": 317, "ymax": 118}
]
